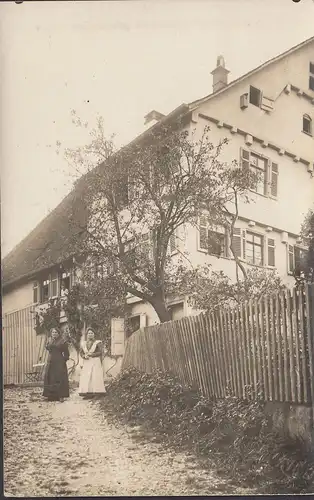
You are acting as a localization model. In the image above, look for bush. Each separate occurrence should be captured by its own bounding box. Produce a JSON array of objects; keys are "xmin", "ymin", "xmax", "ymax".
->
[{"xmin": 99, "ymin": 367, "xmax": 314, "ymax": 494}]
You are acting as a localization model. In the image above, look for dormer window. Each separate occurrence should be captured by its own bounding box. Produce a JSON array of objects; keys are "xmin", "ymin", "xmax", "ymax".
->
[
  {"xmin": 303, "ymin": 114, "xmax": 312, "ymax": 135},
  {"xmin": 249, "ymin": 86, "xmax": 262, "ymax": 107},
  {"xmin": 310, "ymin": 62, "xmax": 314, "ymax": 91}
]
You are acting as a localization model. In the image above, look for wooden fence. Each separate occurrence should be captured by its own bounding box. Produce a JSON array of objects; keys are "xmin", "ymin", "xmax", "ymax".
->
[
  {"xmin": 122, "ymin": 284, "xmax": 314, "ymax": 404},
  {"xmin": 2, "ymin": 306, "xmax": 48, "ymax": 385}
]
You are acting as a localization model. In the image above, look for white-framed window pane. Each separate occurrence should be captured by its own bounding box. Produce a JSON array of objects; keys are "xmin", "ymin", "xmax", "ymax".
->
[
  {"xmin": 42, "ymin": 283, "xmax": 49, "ymax": 302},
  {"xmin": 250, "ymin": 154, "xmax": 267, "ymax": 195},
  {"xmin": 246, "ymin": 233, "xmax": 263, "ymax": 265},
  {"xmin": 51, "ymin": 280, "xmax": 58, "ymax": 297}
]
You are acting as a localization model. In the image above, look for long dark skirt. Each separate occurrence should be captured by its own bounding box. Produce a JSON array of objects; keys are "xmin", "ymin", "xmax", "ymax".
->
[{"xmin": 43, "ymin": 344, "xmax": 69, "ymax": 401}]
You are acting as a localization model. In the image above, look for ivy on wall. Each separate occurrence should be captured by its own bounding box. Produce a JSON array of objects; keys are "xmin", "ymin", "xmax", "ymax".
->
[
  {"xmin": 34, "ymin": 284, "xmax": 83, "ymax": 350},
  {"xmin": 33, "ymin": 281, "xmax": 127, "ymax": 356}
]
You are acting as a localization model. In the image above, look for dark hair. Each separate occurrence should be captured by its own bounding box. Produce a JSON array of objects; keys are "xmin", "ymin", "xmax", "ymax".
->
[{"xmin": 50, "ymin": 327, "xmax": 60, "ymax": 336}]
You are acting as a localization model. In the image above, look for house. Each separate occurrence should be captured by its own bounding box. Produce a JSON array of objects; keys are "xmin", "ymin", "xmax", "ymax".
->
[{"xmin": 2, "ymin": 36, "xmax": 314, "ymax": 370}]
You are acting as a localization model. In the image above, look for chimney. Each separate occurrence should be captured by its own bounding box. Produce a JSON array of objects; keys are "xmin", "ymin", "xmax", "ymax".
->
[
  {"xmin": 144, "ymin": 110, "xmax": 165, "ymax": 128},
  {"xmin": 211, "ymin": 55, "xmax": 230, "ymax": 93}
]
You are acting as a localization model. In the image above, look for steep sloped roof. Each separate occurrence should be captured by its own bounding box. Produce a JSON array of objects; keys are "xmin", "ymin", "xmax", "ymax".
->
[
  {"xmin": 2, "ymin": 187, "xmax": 88, "ymax": 289},
  {"xmin": 2, "ymin": 36, "xmax": 313, "ymax": 290},
  {"xmin": 2, "ymin": 105, "xmax": 189, "ymax": 290}
]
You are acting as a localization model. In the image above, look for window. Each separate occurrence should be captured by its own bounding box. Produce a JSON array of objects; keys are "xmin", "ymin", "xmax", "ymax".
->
[
  {"xmin": 50, "ymin": 271, "xmax": 59, "ymax": 297},
  {"xmin": 249, "ymin": 86, "xmax": 262, "ymax": 107},
  {"xmin": 303, "ymin": 114, "xmax": 312, "ymax": 135},
  {"xmin": 267, "ymin": 238, "xmax": 275, "ymax": 267},
  {"xmin": 310, "ymin": 62, "xmax": 314, "ymax": 91},
  {"xmin": 125, "ymin": 232, "xmax": 152, "ymax": 263},
  {"xmin": 288, "ymin": 244, "xmax": 307, "ymax": 275},
  {"xmin": 199, "ymin": 216, "xmax": 227, "ymax": 257},
  {"xmin": 34, "ymin": 269, "xmax": 73, "ymax": 303},
  {"xmin": 128, "ymin": 315, "xmax": 141, "ymax": 336},
  {"xmin": 246, "ymin": 232, "xmax": 264, "ymax": 266},
  {"xmin": 169, "ymin": 228, "xmax": 180, "ymax": 255},
  {"xmin": 232, "ymin": 227, "xmax": 275, "ymax": 267},
  {"xmin": 169, "ymin": 232, "xmax": 177, "ymax": 254},
  {"xmin": 168, "ymin": 302, "xmax": 184, "ymax": 321},
  {"xmin": 139, "ymin": 232, "xmax": 152, "ymax": 260},
  {"xmin": 42, "ymin": 279, "xmax": 50, "ymax": 303},
  {"xmin": 33, "ymin": 282, "xmax": 39, "ymax": 304},
  {"xmin": 249, "ymin": 153, "xmax": 267, "ymax": 195},
  {"xmin": 240, "ymin": 148, "xmax": 278, "ymax": 198},
  {"xmin": 61, "ymin": 271, "xmax": 71, "ymax": 290},
  {"xmin": 208, "ymin": 230, "xmax": 226, "ymax": 256},
  {"xmin": 127, "ymin": 314, "xmax": 147, "ymax": 338}
]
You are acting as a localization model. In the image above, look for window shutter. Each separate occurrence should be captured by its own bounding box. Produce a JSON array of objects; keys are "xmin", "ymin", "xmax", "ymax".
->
[
  {"xmin": 33, "ymin": 282, "xmax": 38, "ymax": 304},
  {"xmin": 111, "ymin": 317, "xmax": 125, "ymax": 356},
  {"xmin": 128, "ymin": 182, "xmax": 135, "ymax": 203},
  {"xmin": 139, "ymin": 313, "xmax": 147, "ymax": 328},
  {"xmin": 261, "ymin": 96, "xmax": 274, "ymax": 112},
  {"xmin": 47, "ymin": 276, "xmax": 52, "ymax": 299},
  {"xmin": 170, "ymin": 232, "xmax": 176, "ymax": 254},
  {"xmin": 271, "ymin": 162, "xmax": 278, "ymax": 197},
  {"xmin": 267, "ymin": 238, "xmax": 275, "ymax": 267},
  {"xmin": 242, "ymin": 229, "xmax": 246, "ymax": 259},
  {"xmin": 208, "ymin": 230, "xmax": 223, "ymax": 256},
  {"xmin": 199, "ymin": 215, "xmax": 208, "ymax": 250},
  {"xmin": 51, "ymin": 273, "xmax": 59, "ymax": 297},
  {"xmin": 294, "ymin": 247, "xmax": 302, "ymax": 273},
  {"xmin": 240, "ymin": 148, "xmax": 250, "ymax": 171},
  {"xmin": 288, "ymin": 244, "xmax": 294, "ymax": 273},
  {"xmin": 232, "ymin": 227, "xmax": 242, "ymax": 258}
]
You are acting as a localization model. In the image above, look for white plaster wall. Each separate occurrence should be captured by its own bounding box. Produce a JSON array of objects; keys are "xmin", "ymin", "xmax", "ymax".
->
[
  {"xmin": 196, "ymin": 40, "xmax": 314, "ymax": 159},
  {"xmin": 2, "ymin": 281, "xmax": 34, "ymax": 315},
  {"xmin": 191, "ymin": 116, "xmax": 314, "ymax": 236}
]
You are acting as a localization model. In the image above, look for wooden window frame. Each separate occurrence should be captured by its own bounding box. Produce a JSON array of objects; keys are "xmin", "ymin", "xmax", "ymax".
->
[
  {"xmin": 240, "ymin": 147, "xmax": 278, "ymax": 199},
  {"xmin": 267, "ymin": 237, "xmax": 276, "ymax": 267},
  {"xmin": 249, "ymin": 86, "xmax": 262, "ymax": 107},
  {"xmin": 287, "ymin": 244, "xmax": 307, "ymax": 275},
  {"xmin": 245, "ymin": 231, "xmax": 264, "ymax": 267},
  {"xmin": 33, "ymin": 282, "xmax": 39, "ymax": 305},
  {"xmin": 303, "ymin": 114, "xmax": 312, "ymax": 136},
  {"xmin": 50, "ymin": 271, "xmax": 59, "ymax": 299},
  {"xmin": 168, "ymin": 301, "xmax": 185, "ymax": 321},
  {"xmin": 198, "ymin": 215, "xmax": 228, "ymax": 257}
]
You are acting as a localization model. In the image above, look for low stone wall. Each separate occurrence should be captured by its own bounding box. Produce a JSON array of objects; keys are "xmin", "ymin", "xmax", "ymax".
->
[{"xmin": 265, "ymin": 401, "xmax": 314, "ymax": 452}]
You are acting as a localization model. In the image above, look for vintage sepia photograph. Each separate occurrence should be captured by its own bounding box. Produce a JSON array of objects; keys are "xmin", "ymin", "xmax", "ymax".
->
[{"xmin": 1, "ymin": 0, "xmax": 314, "ymax": 496}]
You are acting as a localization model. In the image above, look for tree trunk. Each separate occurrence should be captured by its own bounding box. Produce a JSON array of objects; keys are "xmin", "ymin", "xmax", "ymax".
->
[{"xmin": 150, "ymin": 297, "xmax": 172, "ymax": 323}]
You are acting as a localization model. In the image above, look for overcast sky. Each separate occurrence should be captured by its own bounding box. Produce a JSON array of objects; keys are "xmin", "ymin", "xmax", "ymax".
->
[{"xmin": 1, "ymin": 0, "xmax": 314, "ymax": 258}]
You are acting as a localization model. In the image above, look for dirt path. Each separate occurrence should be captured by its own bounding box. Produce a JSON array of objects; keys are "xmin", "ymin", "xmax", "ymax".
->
[{"xmin": 4, "ymin": 387, "xmax": 255, "ymax": 497}]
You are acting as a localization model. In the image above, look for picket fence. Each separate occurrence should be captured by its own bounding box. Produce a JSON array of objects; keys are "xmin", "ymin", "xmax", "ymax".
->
[{"xmin": 122, "ymin": 284, "xmax": 314, "ymax": 404}]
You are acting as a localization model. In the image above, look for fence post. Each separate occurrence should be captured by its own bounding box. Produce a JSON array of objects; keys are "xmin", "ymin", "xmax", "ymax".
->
[{"xmin": 305, "ymin": 284, "xmax": 314, "ymax": 420}]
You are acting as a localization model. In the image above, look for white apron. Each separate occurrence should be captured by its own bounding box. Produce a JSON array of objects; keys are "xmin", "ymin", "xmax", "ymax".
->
[{"xmin": 79, "ymin": 340, "xmax": 106, "ymax": 394}]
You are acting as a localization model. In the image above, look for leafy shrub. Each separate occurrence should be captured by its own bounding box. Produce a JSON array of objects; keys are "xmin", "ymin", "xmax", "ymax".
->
[{"xmin": 99, "ymin": 367, "xmax": 314, "ymax": 494}]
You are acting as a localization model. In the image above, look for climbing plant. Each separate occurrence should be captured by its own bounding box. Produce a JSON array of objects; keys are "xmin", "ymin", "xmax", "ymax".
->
[
  {"xmin": 34, "ymin": 285, "xmax": 84, "ymax": 351},
  {"xmin": 33, "ymin": 266, "xmax": 128, "ymax": 355}
]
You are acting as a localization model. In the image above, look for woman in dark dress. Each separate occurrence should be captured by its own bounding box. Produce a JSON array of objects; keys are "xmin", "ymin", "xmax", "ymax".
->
[{"xmin": 43, "ymin": 327, "xmax": 70, "ymax": 402}]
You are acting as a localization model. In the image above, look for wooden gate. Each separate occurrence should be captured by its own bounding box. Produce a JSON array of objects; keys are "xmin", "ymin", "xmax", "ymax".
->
[{"xmin": 2, "ymin": 306, "xmax": 47, "ymax": 385}]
